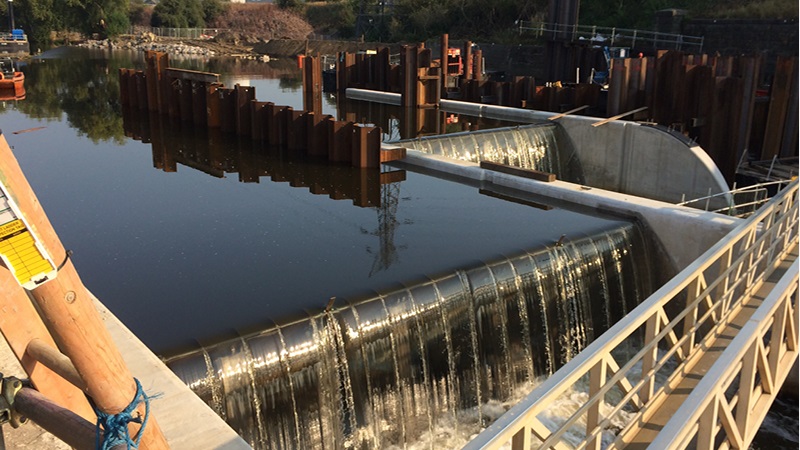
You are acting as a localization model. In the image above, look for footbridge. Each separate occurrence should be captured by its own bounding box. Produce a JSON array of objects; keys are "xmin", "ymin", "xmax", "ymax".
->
[{"xmin": 463, "ymin": 179, "xmax": 798, "ymax": 450}]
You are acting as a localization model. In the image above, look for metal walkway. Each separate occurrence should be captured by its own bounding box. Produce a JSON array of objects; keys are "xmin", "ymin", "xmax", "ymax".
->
[{"xmin": 464, "ymin": 180, "xmax": 799, "ymax": 450}]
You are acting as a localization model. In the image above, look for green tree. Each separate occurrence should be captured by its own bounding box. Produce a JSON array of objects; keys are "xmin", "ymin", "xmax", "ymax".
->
[
  {"xmin": 151, "ymin": 0, "xmax": 216, "ymax": 28},
  {"xmin": 59, "ymin": 0, "xmax": 131, "ymax": 37},
  {"xmin": 3, "ymin": 0, "xmax": 62, "ymax": 50},
  {"xmin": 18, "ymin": 50, "xmax": 128, "ymax": 144},
  {"xmin": 129, "ymin": 0, "xmax": 154, "ymax": 27}
]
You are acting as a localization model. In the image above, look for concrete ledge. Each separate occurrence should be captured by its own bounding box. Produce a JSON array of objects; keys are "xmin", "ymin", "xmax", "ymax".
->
[
  {"xmin": 94, "ymin": 297, "xmax": 251, "ymax": 450},
  {"xmin": 390, "ymin": 150, "xmax": 741, "ymax": 271}
]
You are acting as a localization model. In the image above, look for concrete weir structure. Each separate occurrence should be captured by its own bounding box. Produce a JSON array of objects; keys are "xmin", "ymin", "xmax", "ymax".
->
[
  {"xmin": 348, "ymin": 88, "xmax": 740, "ymax": 270},
  {"xmin": 349, "ymin": 88, "xmax": 733, "ymax": 213}
]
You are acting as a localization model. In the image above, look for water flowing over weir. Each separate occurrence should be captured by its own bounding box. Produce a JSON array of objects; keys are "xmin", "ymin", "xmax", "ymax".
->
[
  {"xmin": 399, "ymin": 123, "xmax": 584, "ymax": 183},
  {"xmin": 167, "ymin": 222, "xmax": 661, "ymax": 449}
]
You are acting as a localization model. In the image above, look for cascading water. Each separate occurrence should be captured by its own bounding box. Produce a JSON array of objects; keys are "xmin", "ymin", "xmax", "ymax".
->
[
  {"xmin": 167, "ymin": 222, "xmax": 660, "ymax": 449},
  {"xmin": 399, "ymin": 123, "xmax": 584, "ymax": 183}
]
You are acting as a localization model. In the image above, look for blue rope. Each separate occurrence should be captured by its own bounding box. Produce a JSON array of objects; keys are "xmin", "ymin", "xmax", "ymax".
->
[{"xmin": 94, "ymin": 378, "xmax": 152, "ymax": 450}]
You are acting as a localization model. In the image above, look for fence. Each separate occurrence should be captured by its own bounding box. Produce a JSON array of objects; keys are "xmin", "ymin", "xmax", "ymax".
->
[
  {"xmin": 463, "ymin": 179, "xmax": 798, "ymax": 450},
  {"xmin": 127, "ymin": 26, "xmax": 223, "ymax": 39},
  {"xmin": 518, "ymin": 21, "xmax": 704, "ymax": 53},
  {"xmin": 678, "ymin": 180, "xmax": 794, "ymax": 217}
]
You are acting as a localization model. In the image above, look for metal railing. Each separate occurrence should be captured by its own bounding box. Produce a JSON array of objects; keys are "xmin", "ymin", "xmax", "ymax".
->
[
  {"xmin": 678, "ymin": 180, "xmax": 794, "ymax": 217},
  {"xmin": 650, "ymin": 258, "xmax": 798, "ymax": 449},
  {"xmin": 0, "ymin": 31, "xmax": 27, "ymax": 42},
  {"xmin": 127, "ymin": 26, "xmax": 224, "ymax": 39},
  {"xmin": 518, "ymin": 21, "xmax": 704, "ymax": 53},
  {"xmin": 463, "ymin": 179, "xmax": 798, "ymax": 450}
]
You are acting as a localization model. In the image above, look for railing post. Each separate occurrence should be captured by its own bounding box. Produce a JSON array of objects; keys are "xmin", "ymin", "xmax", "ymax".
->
[
  {"xmin": 735, "ymin": 341, "xmax": 759, "ymax": 440},
  {"xmin": 769, "ymin": 294, "xmax": 790, "ymax": 376},
  {"xmin": 697, "ymin": 396, "xmax": 720, "ymax": 450},
  {"xmin": 0, "ymin": 134, "xmax": 169, "ymax": 449},
  {"xmin": 716, "ymin": 247, "xmax": 733, "ymax": 313},
  {"xmin": 586, "ymin": 358, "xmax": 607, "ymax": 450},
  {"xmin": 510, "ymin": 426, "xmax": 530, "ymax": 450},
  {"xmin": 682, "ymin": 276, "xmax": 702, "ymax": 356},
  {"xmin": 640, "ymin": 313, "xmax": 660, "ymax": 404}
]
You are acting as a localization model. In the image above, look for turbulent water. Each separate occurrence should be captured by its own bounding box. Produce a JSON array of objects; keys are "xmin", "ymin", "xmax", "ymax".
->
[
  {"xmin": 399, "ymin": 123, "xmax": 584, "ymax": 183},
  {"xmin": 167, "ymin": 222, "xmax": 657, "ymax": 449}
]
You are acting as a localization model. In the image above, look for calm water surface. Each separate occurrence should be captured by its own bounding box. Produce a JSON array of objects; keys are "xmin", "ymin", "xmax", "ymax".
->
[
  {"xmin": 3, "ymin": 46, "xmax": 794, "ymax": 448},
  {"xmin": 4, "ymin": 47, "xmax": 622, "ymax": 355}
]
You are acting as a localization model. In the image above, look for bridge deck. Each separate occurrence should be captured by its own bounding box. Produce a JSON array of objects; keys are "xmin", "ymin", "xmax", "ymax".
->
[{"xmin": 621, "ymin": 247, "xmax": 798, "ymax": 449}]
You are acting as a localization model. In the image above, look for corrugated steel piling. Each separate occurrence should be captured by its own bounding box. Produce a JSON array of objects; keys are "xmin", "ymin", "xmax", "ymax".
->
[
  {"xmin": 235, "ymin": 84, "xmax": 255, "ymax": 136},
  {"xmin": 301, "ymin": 55, "xmax": 322, "ymax": 113},
  {"xmin": 121, "ymin": 51, "xmax": 390, "ymax": 169},
  {"xmin": 761, "ymin": 56, "xmax": 796, "ymax": 160}
]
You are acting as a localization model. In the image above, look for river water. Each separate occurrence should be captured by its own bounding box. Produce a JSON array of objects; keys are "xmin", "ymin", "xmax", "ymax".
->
[{"xmin": 3, "ymin": 46, "xmax": 795, "ymax": 449}]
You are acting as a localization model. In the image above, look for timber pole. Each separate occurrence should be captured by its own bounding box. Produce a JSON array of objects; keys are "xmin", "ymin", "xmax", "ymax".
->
[
  {"xmin": 0, "ymin": 132, "xmax": 169, "ymax": 449},
  {"xmin": 0, "ymin": 270, "xmax": 95, "ymax": 421}
]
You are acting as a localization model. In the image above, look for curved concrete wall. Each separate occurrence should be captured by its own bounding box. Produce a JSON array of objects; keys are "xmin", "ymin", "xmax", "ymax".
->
[
  {"xmin": 553, "ymin": 117, "xmax": 731, "ymax": 209},
  {"xmin": 390, "ymin": 151, "xmax": 740, "ymax": 271},
  {"xmin": 347, "ymin": 88, "xmax": 731, "ymax": 209}
]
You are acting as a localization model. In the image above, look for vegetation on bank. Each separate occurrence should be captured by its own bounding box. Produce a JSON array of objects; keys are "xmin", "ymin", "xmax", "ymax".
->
[{"xmin": 0, "ymin": 0, "xmax": 796, "ymax": 50}]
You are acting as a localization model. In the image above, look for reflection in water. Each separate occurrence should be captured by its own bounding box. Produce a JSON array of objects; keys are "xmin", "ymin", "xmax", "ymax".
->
[
  {"xmin": 122, "ymin": 107, "xmax": 407, "ymax": 208},
  {"xmin": 168, "ymin": 222, "xmax": 660, "ymax": 449},
  {"xmin": 336, "ymin": 97, "xmax": 520, "ymax": 142}
]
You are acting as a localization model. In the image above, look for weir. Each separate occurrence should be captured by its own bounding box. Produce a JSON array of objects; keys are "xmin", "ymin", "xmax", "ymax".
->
[
  {"xmin": 167, "ymin": 221, "xmax": 664, "ymax": 449},
  {"xmin": 398, "ymin": 123, "xmax": 584, "ymax": 183}
]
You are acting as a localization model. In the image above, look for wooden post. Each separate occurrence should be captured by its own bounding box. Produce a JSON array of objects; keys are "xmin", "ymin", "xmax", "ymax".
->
[
  {"xmin": 13, "ymin": 387, "xmax": 110, "ymax": 450},
  {"xmin": 0, "ymin": 273, "xmax": 94, "ymax": 421},
  {"xmin": 0, "ymin": 133, "xmax": 169, "ymax": 448}
]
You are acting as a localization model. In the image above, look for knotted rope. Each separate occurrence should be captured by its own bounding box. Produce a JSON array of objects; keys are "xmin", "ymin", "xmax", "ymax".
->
[{"xmin": 94, "ymin": 378, "xmax": 152, "ymax": 450}]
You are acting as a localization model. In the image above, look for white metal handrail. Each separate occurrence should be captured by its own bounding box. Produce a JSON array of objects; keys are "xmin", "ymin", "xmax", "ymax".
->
[
  {"xmin": 517, "ymin": 21, "xmax": 704, "ymax": 52},
  {"xmin": 678, "ymin": 180, "xmax": 793, "ymax": 217},
  {"xmin": 650, "ymin": 258, "xmax": 798, "ymax": 449},
  {"xmin": 463, "ymin": 179, "xmax": 798, "ymax": 450}
]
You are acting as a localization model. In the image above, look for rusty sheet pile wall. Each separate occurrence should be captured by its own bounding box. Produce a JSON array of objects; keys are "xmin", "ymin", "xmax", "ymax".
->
[
  {"xmin": 607, "ymin": 52, "xmax": 797, "ymax": 184},
  {"xmin": 119, "ymin": 51, "xmax": 389, "ymax": 169}
]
